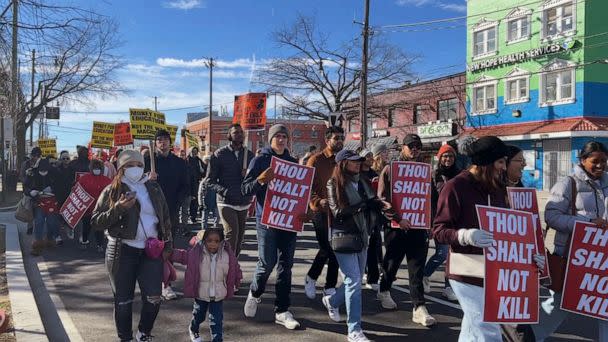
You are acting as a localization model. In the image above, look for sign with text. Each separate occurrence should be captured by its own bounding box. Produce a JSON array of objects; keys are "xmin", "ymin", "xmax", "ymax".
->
[
  {"xmin": 59, "ymin": 183, "xmax": 95, "ymax": 229},
  {"xmin": 37, "ymin": 139, "xmax": 57, "ymax": 158},
  {"xmin": 165, "ymin": 124, "xmax": 178, "ymax": 145},
  {"xmin": 183, "ymin": 130, "xmax": 201, "ymax": 150},
  {"xmin": 129, "ymin": 108, "xmax": 166, "ymax": 140},
  {"xmin": 261, "ymin": 157, "xmax": 314, "ymax": 233},
  {"xmin": 233, "ymin": 93, "xmax": 267, "ymax": 131},
  {"xmin": 561, "ymin": 221, "xmax": 608, "ymax": 321},
  {"xmin": 113, "ymin": 122, "xmax": 133, "ymax": 146},
  {"xmin": 477, "ymin": 205, "xmax": 539, "ymax": 323},
  {"xmin": 91, "ymin": 121, "xmax": 115, "ymax": 149},
  {"xmin": 390, "ymin": 161, "xmax": 432, "ymax": 229},
  {"xmin": 507, "ymin": 187, "xmax": 549, "ymax": 279}
]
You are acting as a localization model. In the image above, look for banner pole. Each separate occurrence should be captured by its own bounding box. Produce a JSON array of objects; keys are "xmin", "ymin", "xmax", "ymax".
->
[
  {"xmin": 150, "ymin": 140, "xmax": 156, "ymax": 173},
  {"xmin": 242, "ymin": 131, "xmax": 249, "ymax": 174}
]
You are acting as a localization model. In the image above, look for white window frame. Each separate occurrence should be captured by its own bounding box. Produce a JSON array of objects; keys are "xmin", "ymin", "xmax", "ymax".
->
[
  {"xmin": 539, "ymin": 59, "xmax": 576, "ymax": 107},
  {"xmin": 471, "ymin": 76, "xmax": 498, "ymax": 115},
  {"xmin": 504, "ymin": 68, "xmax": 530, "ymax": 104},
  {"xmin": 541, "ymin": 0, "xmax": 576, "ymax": 41},
  {"xmin": 472, "ymin": 18, "xmax": 499, "ymax": 60},
  {"xmin": 505, "ymin": 7, "xmax": 532, "ymax": 45}
]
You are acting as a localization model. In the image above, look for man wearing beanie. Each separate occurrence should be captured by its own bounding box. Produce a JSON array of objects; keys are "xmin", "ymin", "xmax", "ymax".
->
[
  {"xmin": 377, "ymin": 133, "xmax": 437, "ymax": 327},
  {"xmin": 145, "ymin": 128, "xmax": 188, "ymax": 300},
  {"xmin": 241, "ymin": 123, "xmax": 302, "ymax": 330}
]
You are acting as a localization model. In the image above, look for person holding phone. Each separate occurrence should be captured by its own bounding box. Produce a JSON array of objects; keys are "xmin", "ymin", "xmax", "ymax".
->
[{"xmin": 92, "ymin": 149, "xmax": 173, "ymax": 342}]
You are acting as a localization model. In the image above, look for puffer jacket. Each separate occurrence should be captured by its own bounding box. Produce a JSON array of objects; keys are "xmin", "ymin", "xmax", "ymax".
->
[
  {"xmin": 91, "ymin": 181, "xmax": 173, "ymax": 278},
  {"xmin": 171, "ymin": 239, "xmax": 242, "ymax": 301},
  {"xmin": 545, "ymin": 165, "xmax": 608, "ymax": 256}
]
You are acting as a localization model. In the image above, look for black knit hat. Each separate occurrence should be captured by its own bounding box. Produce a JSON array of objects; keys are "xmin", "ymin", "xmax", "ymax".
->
[
  {"xmin": 465, "ymin": 136, "xmax": 509, "ymax": 166},
  {"xmin": 505, "ymin": 145, "xmax": 523, "ymax": 165}
]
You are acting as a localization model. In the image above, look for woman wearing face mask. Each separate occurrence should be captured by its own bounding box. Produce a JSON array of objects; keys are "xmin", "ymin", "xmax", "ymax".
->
[
  {"xmin": 24, "ymin": 158, "xmax": 60, "ymax": 256},
  {"xmin": 533, "ymin": 141, "xmax": 608, "ymax": 342},
  {"xmin": 432, "ymin": 136, "xmax": 545, "ymax": 341},
  {"xmin": 76, "ymin": 159, "xmax": 112, "ymax": 252},
  {"xmin": 91, "ymin": 150, "xmax": 173, "ymax": 342}
]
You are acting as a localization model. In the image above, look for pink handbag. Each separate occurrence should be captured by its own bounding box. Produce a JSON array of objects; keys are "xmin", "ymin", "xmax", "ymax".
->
[{"xmin": 145, "ymin": 237, "xmax": 165, "ymax": 259}]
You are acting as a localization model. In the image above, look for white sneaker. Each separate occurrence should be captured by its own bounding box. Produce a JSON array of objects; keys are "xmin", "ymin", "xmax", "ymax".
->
[
  {"xmin": 66, "ymin": 228, "xmax": 74, "ymax": 239},
  {"xmin": 322, "ymin": 295, "xmax": 341, "ymax": 322},
  {"xmin": 244, "ymin": 291, "xmax": 261, "ymax": 318},
  {"xmin": 423, "ymin": 277, "xmax": 431, "ymax": 293},
  {"xmin": 442, "ymin": 287, "xmax": 458, "ymax": 301},
  {"xmin": 323, "ymin": 287, "xmax": 336, "ymax": 297},
  {"xmin": 136, "ymin": 330, "xmax": 154, "ymax": 341},
  {"xmin": 364, "ymin": 283, "xmax": 379, "ymax": 291},
  {"xmin": 304, "ymin": 275, "xmax": 316, "ymax": 299},
  {"xmin": 348, "ymin": 330, "xmax": 371, "ymax": 342},
  {"xmin": 162, "ymin": 285, "xmax": 177, "ymax": 300},
  {"xmin": 188, "ymin": 326, "xmax": 201, "ymax": 342},
  {"xmin": 412, "ymin": 305, "xmax": 436, "ymax": 327},
  {"xmin": 362, "ymin": 274, "xmax": 368, "ymax": 285},
  {"xmin": 377, "ymin": 290, "xmax": 397, "ymax": 309},
  {"xmin": 275, "ymin": 311, "xmax": 300, "ymax": 330}
]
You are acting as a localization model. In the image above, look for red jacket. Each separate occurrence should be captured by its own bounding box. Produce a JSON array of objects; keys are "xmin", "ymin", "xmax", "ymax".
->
[{"xmin": 76, "ymin": 174, "xmax": 112, "ymax": 215}]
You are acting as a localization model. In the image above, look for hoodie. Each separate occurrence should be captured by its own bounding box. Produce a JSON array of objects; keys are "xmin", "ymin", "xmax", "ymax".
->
[{"xmin": 241, "ymin": 146, "xmax": 297, "ymax": 218}]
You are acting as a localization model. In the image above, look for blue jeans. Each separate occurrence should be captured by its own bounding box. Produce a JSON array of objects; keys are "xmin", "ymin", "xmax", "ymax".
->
[
  {"xmin": 423, "ymin": 242, "xmax": 449, "ymax": 287},
  {"xmin": 33, "ymin": 206, "xmax": 59, "ymax": 241},
  {"xmin": 190, "ymin": 299, "xmax": 223, "ymax": 342},
  {"xmin": 449, "ymin": 279, "xmax": 502, "ymax": 342},
  {"xmin": 250, "ymin": 218, "xmax": 297, "ymax": 313},
  {"xmin": 532, "ymin": 290, "xmax": 608, "ymax": 341},
  {"xmin": 330, "ymin": 250, "xmax": 367, "ymax": 334}
]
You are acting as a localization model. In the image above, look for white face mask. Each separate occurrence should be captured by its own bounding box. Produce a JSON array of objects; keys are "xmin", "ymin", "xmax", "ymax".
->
[
  {"xmin": 124, "ymin": 167, "xmax": 144, "ymax": 182},
  {"xmin": 92, "ymin": 169, "xmax": 102, "ymax": 176},
  {"xmin": 39, "ymin": 171, "xmax": 48, "ymax": 176}
]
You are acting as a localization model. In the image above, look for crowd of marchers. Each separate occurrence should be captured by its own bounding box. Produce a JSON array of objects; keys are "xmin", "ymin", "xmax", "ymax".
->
[{"xmin": 18, "ymin": 122, "xmax": 608, "ymax": 342}]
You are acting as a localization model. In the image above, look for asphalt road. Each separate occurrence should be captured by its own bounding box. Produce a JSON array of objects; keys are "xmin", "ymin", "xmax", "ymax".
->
[{"xmin": 4, "ymin": 212, "xmax": 599, "ymax": 342}]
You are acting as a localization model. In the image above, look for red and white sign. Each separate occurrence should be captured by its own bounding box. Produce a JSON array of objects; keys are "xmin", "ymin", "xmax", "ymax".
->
[
  {"xmin": 233, "ymin": 93, "xmax": 267, "ymax": 131},
  {"xmin": 76, "ymin": 172, "xmax": 89, "ymax": 181},
  {"xmin": 477, "ymin": 205, "xmax": 539, "ymax": 323},
  {"xmin": 390, "ymin": 161, "xmax": 432, "ymax": 229},
  {"xmin": 561, "ymin": 221, "xmax": 608, "ymax": 321},
  {"xmin": 261, "ymin": 157, "xmax": 314, "ymax": 233},
  {"xmin": 59, "ymin": 183, "xmax": 96, "ymax": 229},
  {"xmin": 507, "ymin": 187, "xmax": 550, "ymax": 279},
  {"xmin": 114, "ymin": 122, "xmax": 133, "ymax": 146}
]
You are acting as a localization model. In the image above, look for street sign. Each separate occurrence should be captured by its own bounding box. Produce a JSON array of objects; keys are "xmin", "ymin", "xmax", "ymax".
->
[
  {"xmin": 328, "ymin": 112, "xmax": 346, "ymax": 127},
  {"xmin": 45, "ymin": 106, "xmax": 60, "ymax": 119}
]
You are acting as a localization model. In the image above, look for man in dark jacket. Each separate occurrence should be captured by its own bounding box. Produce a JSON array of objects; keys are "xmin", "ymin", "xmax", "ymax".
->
[
  {"xmin": 205, "ymin": 123, "xmax": 253, "ymax": 257},
  {"xmin": 69, "ymin": 146, "xmax": 90, "ymax": 181},
  {"xmin": 20, "ymin": 147, "xmax": 42, "ymax": 235},
  {"xmin": 146, "ymin": 129, "xmax": 188, "ymax": 300},
  {"xmin": 241, "ymin": 124, "xmax": 301, "ymax": 330},
  {"xmin": 186, "ymin": 147, "xmax": 204, "ymax": 223}
]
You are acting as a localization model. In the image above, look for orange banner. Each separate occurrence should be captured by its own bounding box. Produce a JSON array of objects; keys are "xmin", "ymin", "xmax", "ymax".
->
[{"xmin": 233, "ymin": 93, "xmax": 267, "ymax": 131}]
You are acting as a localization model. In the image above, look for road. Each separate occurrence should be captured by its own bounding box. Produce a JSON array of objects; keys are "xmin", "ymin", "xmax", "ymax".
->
[{"xmin": 1, "ymin": 211, "xmax": 599, "ymax": 341}]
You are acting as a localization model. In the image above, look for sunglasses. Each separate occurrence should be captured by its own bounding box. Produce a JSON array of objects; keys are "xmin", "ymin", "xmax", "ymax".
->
[{"xmin": 407, "ymin": 143, "xmax": 422, "ymax": 150}]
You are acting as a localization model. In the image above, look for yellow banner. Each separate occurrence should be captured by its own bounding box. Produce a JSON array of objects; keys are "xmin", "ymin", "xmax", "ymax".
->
[
  {"xmin": 165, "ymin": 124, "xmax": 178, "ymax": 145},
  {"xmin": 184, "ymin": 130, "xmax": 200, "ymax": 151},
  {"xmin": 91, "ymin": 121, "xmax": 115, "ymax": 149},
  {"xmin": 37, "ymin": 139, "xmax": 57, "ymax": 158},
  {"xmin": 129, "ymin": 108, "xmax": 166, "ymax": 140}
]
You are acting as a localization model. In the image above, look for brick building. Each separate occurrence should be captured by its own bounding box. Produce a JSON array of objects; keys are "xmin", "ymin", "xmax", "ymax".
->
[{"xmin": 184, "ymin": 116, "xmax": 328, "ymax": 158}]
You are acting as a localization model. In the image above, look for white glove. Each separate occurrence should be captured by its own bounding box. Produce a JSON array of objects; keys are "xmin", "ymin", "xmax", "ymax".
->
[
  {"xmin": 533, "ymin": 254, "xmax": 546, "ymax": 270},
  {"xmin": 458, "ymin": 228, "xmax": 494, "ymax": 248},
  {"xmin": 29, "ymin": 190, "xmax": 39, "ymax": 197}
]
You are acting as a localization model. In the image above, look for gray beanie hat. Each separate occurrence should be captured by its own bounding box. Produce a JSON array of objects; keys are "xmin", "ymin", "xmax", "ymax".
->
[
  {"xmin": 268, "ymin": 124, "xmax": 289, "ymax": 143},
  {"xmin": 117, "ymin": 149, "xmax": 145, "ymax": 170},
  {"xmin": 371, "ymin": 144, "xmax": 388, "ymax": 157}
]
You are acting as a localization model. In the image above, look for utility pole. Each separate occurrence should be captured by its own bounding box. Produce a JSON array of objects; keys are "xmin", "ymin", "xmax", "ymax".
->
[
  {"xmin": 153, "ymin": 96, "xmax": 158, "ymax": 111},
  {"xmin": 359, "ymin": 0, "xmax": 370, "ymax": 149},
  {"xmin": 1, "ymin": 0, "xmax": 17, "ymax": 198},
  {"xmin": 204, "ymin": 57, "xmax": 215, "ymax": 155},
  {"xmin": 29, "ymin": 49, "xmax": 35, "ymax": 147}
]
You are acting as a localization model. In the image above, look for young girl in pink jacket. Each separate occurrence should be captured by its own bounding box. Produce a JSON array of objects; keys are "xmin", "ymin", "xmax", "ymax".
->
[{"xmin": 171, "ymin": 229, "xmax": 242, "ymax": 342}]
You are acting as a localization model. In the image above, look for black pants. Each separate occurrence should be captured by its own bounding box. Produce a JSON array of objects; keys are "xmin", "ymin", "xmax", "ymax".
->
[
  {"xmin": 189, "ymin": 197, "xmax": 199, "ymax": 222},
  {"xmin": 107, "ymin": 243, "xmax": 163, "ymax": 341},
  {"xmin": 306, "ymin": 212, "xmax": 339, "ymax": 289},
  {"xmin": 366, "ymin": 226, "xmax": 383, "ymax": 284},
  {"xmin": 81, "ymin": 215, "xmax": 104, "ymax": 246},
  {"xmin": 379, "ymin": 228, "xmax": 428, "ymax": 308}
]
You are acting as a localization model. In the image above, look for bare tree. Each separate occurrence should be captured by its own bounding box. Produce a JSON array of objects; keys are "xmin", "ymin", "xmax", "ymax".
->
[
  {"xmin": 255, "ymin": 14, "xmax": 415, "ymax": 121},
  {"xmin": 0, "ymin": 0, "xmax": 124, "ymax": 170}
]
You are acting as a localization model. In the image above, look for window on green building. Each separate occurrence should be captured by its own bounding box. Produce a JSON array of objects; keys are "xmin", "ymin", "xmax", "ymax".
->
[
  {"xmin": 541, "ymin": 69, "xmax": 574, "ymax": 105},
  {"xmin": 473, "ymin": 27, "xmax": 496, "ymax": 57},
  {"xmin": 543, "ymin": 2, "xmax": 574, "ymax": 38},
  {"xmin": 505, "ymin": 78, "xmax": 529, "ymax": 104},
  {"xmin": 472, "ymin": 84, "xmax": 496, "ymax": 115},
  {"xmin": 507, "ymin": 17, "xmax": 530, "ymax": 43}
]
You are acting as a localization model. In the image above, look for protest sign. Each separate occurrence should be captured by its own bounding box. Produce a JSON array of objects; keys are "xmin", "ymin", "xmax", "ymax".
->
[
  {"xmin": 561, "ymin": 221, "xmax": 608, "ymax": 321},
  {"xmin": 507, "ymin": 187, "xmax": 549, "ymax": 279},
  {"xmin": 233, "ymin": 93, "xmax": 267, "ymax": 131},
  {"xmin": 261, "ymin": 157, "xmax": 314, "ymax": 233},
  {"xmin": 37, "ymin": 139, "xmax": 57, "ymax": 158},
  {"xmin": 183, "ymin": 130, "xmax": 201, "ymax": 150},
  {"xmin": 91, "ymin": 121, "xmax": 115, "ymax": 149},
  {"xmin": 165, "ymin": 124, "xmax": 178, "ymax": 144},
  {"xmin": 390, "ymin": 161, "xmax": 432, "ymax": 229},
  {"xmin": 477, "ymin": 205, "xmax": 539, "ymax": 323},
  {"xmin": 75, "ymin": 172, "xmax": 89, "ymax": 181},
  {"xmin": 129, "ymin": 108, "xmax": 166, "ymax": 140},
  {"xmin": 59, "ymin": 183, "xmax": 95, "ymax": 229},
  {"xmin": 114, "ymin": 122, "xmax": 133, "ymax": 146}
]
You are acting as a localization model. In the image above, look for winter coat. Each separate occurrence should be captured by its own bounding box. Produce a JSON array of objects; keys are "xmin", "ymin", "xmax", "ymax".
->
[
  {"xmin": 545, "ymin": 165, "xmax": 608, "ymax": 256},
  {"xmin": 145, "ymin": 152, "xmax": 189, "ymax": 213},
  {"xmin": 205, "ymin": 145, "xmax": 253, "ymax": 207},
  {"xmin": 24, "ymin": 166, "xmax": 58, "ymax": 204},
  {"xmin": 76, "ymin": 174, "xmax": 112, "ymax": 215},
  {"xmin": 171, "ymin": 240, "xmax": 242, "ymax": 301},
  {"xmin": 68, "ymin": 157, "xmax": 90, "ymax": 182},
  {"xmin": 187, "ymin": 153, "xmax": 205, "ymax": 197},
  {"xmin": 241, "ymin": 146, "xmax": 297, "ymax": 217},
  {"xmin": 53, "ymin": 165, "xmax": 74, "ymax": 206}
]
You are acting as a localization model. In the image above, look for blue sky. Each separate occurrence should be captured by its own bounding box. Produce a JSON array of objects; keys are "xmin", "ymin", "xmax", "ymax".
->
[{"xmin": 46, "ymin": 0, "xmax": 467, "ymax": 151}]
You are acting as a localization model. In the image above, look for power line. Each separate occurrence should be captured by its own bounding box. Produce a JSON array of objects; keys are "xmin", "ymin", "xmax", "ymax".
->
[{"xmin": 60, "ymin": 100, "xmax": 235, "ymax": 115}]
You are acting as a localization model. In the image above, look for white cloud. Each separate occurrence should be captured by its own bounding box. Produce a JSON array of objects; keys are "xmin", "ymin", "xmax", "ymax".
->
[
  {"xmin": 395, "ymin": 0, "xmax": 466, "ymax": 13},
  {"xmin": 163, "ymin": 0, "xmax": 204, "ymax": 10},
  {"xmin": 438, "ymin": 3, "xmax": 466, "ymax": 13},
  {"xmin": 396, "ymin": 0, "xmax": 435, "ymax": 6},
  {"xmin": 156, "ymin": 57, "xmax": 262, "ymax": 69}
]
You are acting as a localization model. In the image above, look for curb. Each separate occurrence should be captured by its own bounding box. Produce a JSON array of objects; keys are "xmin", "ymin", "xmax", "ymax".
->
[
  {"xmin": 4, "ymin": 223, "xmax": 47, "ymax": 341},
  {"xmin": 0, "ymin": 206, "xmax": 17, "ymax": 213}
]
